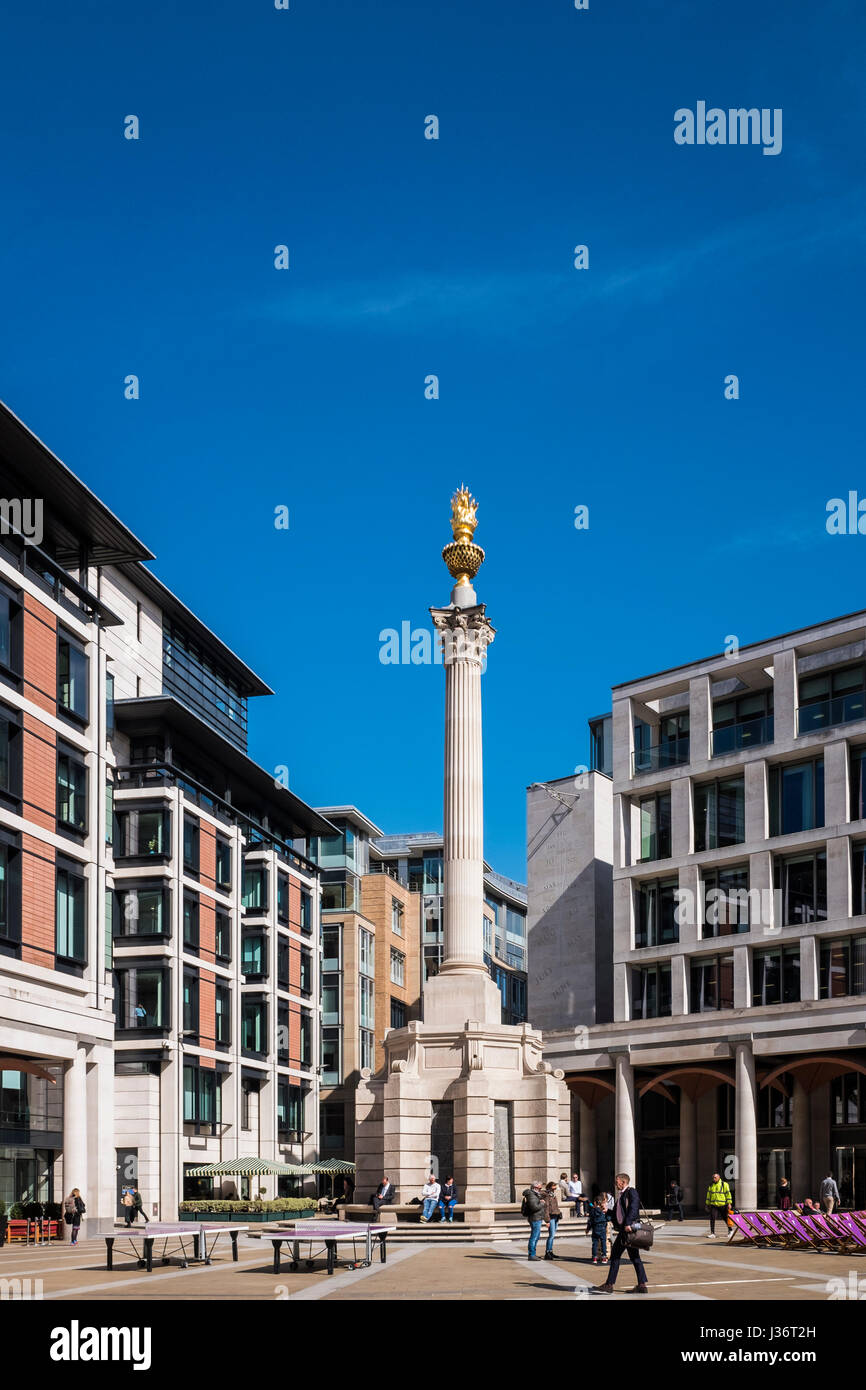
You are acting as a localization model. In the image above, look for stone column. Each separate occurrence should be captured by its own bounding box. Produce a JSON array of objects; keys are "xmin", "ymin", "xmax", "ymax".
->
[
  {"xmin": 614, "ymin": 1054, "xmax": 636, "ymax": 1181},
  {"xmin": 578, "ymin": 1098, "xmax": 597, "ymax": 1193},
  {"xmin": 679, "ymin": 1090, "xmax": 697, "ymax": 1210},
  {"xmin": 63, "ymin": 1046, "xmax": 88, "ymax": 1209},
  {"xmin": 792, "ymin": 1078, "xmax": 811, "ymax": 1201},
  {"xmin": 734, "ymin": 1042, "xmax": 758, "ymax": 1209}
]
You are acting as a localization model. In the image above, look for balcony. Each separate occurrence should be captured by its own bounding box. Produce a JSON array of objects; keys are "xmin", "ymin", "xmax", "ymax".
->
[
  {"xmin": 632, "ymin": 738, "xmax": 690, "ymax": 775},
  {"xmin": 797, "ymin": 691, "xmax": 866, "ymax": 735},
  {"xmin": 711, "ymin": 714, "xmax": 774, "ymax": 757}
]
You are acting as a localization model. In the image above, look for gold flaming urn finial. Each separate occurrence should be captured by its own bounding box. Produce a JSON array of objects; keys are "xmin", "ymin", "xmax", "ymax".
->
[{"xmin": 443, "ymin": 484, "xmax": 485, "ymax": 589}]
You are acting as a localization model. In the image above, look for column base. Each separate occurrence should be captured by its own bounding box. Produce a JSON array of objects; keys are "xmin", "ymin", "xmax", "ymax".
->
[{"xmin": 423, "ymin": 970, "xmax": 502, "ymax": 1029}]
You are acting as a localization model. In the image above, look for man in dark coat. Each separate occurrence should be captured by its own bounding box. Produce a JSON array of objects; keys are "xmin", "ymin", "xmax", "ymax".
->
[{"xmin": 593, "ymin": 1173, "xmax": 648, "ymax": 1294}]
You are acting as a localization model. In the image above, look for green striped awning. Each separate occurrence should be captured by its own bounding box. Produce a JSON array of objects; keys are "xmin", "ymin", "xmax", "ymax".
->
[
  {"xmin": 309, "ymin": 1159, "xmax": 356, "ymax": 1174},
  {"xmin": 184, "ymin": 1158, "xmax": 304, "ymax": 1178}
]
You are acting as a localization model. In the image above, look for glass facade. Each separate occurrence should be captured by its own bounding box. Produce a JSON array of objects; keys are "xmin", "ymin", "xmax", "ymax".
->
[
  {"xmin": 163, "ymin": 618, "xmax": 248, "ymax": 749},
  {"xmin": 694, "ymin": 777, "xmax": 745, "ymax": 852}
]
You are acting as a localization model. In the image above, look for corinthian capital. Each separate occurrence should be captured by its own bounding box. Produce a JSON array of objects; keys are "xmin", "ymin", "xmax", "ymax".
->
[{"xmin": 430, "ymin": 603, "xmax": 496, "ymax": 667}]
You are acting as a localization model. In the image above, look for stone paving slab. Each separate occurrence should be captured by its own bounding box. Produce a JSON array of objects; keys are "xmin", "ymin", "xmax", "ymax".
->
[{"xmin": 2, "ymin": 1227, "xmax": 860, "ymax": 1301}]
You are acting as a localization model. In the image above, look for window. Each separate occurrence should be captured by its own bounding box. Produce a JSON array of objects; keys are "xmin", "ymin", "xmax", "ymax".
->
[
  {"xmin": 322, "ymin": 974, "xmax": 340, "ymax": 1025},
  {"xmin": 215, "ymin": 983, "xmax": 231, "ymax": 1045},
  {"xmin": 278, "ymin": 1082, "xmax": 303, "ymax": 1135},
  {"xmin": 277, "ymin": 1003, "xmax": 289, "ymax": 1062},
  {"xmin": 183, "ymin": 894, "xmax": 200, "ymax": 950},
  {"xmin": 690, "ymin": 954, "xmax": 734, "ymax": 1012},
  {"xmin": 114, "ymin": 884, "xmax": 170, "ymax": 938},
  {"xmin": 360, "ymin": 973, "xmax": 375, "ymax": 1028},
  {"xmin": 215, "ymin": 837, "xmax": 232, "ymax": 891},
  {"xmin": 277, "ymin": 873, "xmax": 289, "ymax": 924},
  {"xmin": 277, "ymin": 937, "xmax": 290, "ymax": 988},
  {"xmin": 215, "ymin": 909, "xmax": 231, "ymax": 961},
  {"xmin": 0, "ymin": 704, "xmax": 22, "ymax": 802},
  {"xmin": 241, "ymin": 1082, "xmax": 254, "ymax": 1130},
  {"xmin": 774, "ymin": 852, "xmax": 827, "ymax": 926},
  {"xmin": 360, "ymin": 1028, "xmax": 374, "ymax": 1070},
  {"xmin": 798, "ymin": 663, "xmax": 866, "ymax": 733},
  {"xmin": 58, "ymin": 634, "xmax": 88, "ymax": 721},
  {"xmin": 390, "ymin": 997, "xmax": 406, "ymax": 1029},
  {"xmin": 57, "ymin": 749, "xmax": 87, "ymax": 834},
  {"xmin": 819, "ymin": 936, "xmax": 866, "ymax": 999},
  {"xmin": 56, "ymin": 859, "xmax": 87, "ymax": 963},
  {"xmin": 319, "ymin": 1101, "xmax": 344, "ymax": 1149},
  {"xmin": 753, "ymin": 946, "xmax": 801, "ymax": 1006},
  {"xmin": 241, "ymin": 998, "xmax": 267, "ymax": 1054},
  {"xmin": 114, "ymin": 807, "xmax": 170, "ymax": 859},
  {"xmin": 639, "ymin": 791, "xmax": 671, "ymax": 861},
  {"xmin": 390, "ymin": 947, "xmax": 405, "ymax": 987},
  {"xmin": 590, "ymin": 714, "xmax": 613, "ymax": 776},
  {"xmin": 300, "ymin": 947, "xmax": 312, "ymax": 996},
  {"xmin": 635, "ymin": 878, "xmax": 679, "ymax": 948},
  {"xmin": 0, "ymin": 835, "xmax": 22, "ymax": 946},
  {"xmin": 105, "ymin": 671, "xmax": 115, "ymax": 737},
  {"xmin": 105, "ymin": 780, "xmax": 114, "ymax": 845},
  {"xmin": 113, "ymin": 967, "xmax": 169, "ymax": 1030},
  {"xmin": 182, "ymin": 971, "xmax": 199, "ymax": 1035},
  {"xmin": 0, "ymin": 585, "xmax": 22, "ymax": 682},
  {"xmin": 322, "ymin": 925, "xmax": 341, "ymax": 970},
  {"xmin": 632, "ymin": 963, "xmax": 671, "ymax": 1019},
  {"xmin": 241, "ymin": 934, "xmax": 267, "ymax": 979},
  {"xmin": 300, "ymin": 1010, "xmax": 312, "ymax": 1066},
  {"xmin": 634, "ymin": 713, "xmax": 689, "ymax": 772},
  {"xmin": 768, "ymin": 760, "xmax": 824, "ymax": 836},
  {"xmin": 831, "ymin": 1074, "xmax": 865, "ymax": 1125},
  {"xmin": 183, "ymin": 817, "xmax": 200, "ymax": 874},
  {"xmin": 702, "ymin": 865, "xmax": 750, "ymax": 937},
  {"xmin": 321, "ymin": 1027, "xmax": 341, "ymax": 1084},
  {"xmin": 242, "ymin": 863, "xmax": 267, "ymax": 912},
  {"xmin": 163, "ymin": 618, "xmax": 248, "ymax": 750},
  {"xmin": 694, "ymin": 777, "xmax": 745, "ymax": 852},
  {"xmin": 300, "ymin": 889, "xmax": 312, "ymax": 934},
  {"xmin": 359, "ymin": 928, "xmax": 375, "ymax": 977},
  {"xmin": 712, "ymin": 690, "xmax": 774, "ymax": 756},
  {"xmin": 391, "ymin": 897, "xmax": 404, "ymax": 935},
  {"xmin": 183, "ymin": 1065, "xmax": 221, "ymax": 1128}
]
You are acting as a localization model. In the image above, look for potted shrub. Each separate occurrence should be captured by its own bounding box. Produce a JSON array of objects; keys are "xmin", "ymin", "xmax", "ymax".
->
[{"xmin": 177, "ymin": 1197, "xmax": 317, "ymax": 1224}]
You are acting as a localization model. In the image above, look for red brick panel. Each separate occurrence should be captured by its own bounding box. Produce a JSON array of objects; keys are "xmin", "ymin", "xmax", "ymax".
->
[
  {"xmin": 288, "ymin": 938, "xmax": 301, "ymax": 991},
  {"xmin": 288, "ymin": 877, "xmax": 301, "ymax": 928},
  {"xmin": 21, "ymin": 834, "xmax": 56, "ymax": 966},
  {"xmin": 22, "ymin": 595, "xmax": 57, "ymax": 714},
  {"xmin": 22, "ymin": 715, "xmax": 57, "ymax": 831},
  {"xmin": 200, "ymin": 823, "xmax": 216, "ymax": 890},
  {"xmin": 199, "ymin": 970, "xmax": 215, "ymax": 1052},
  {"xmin": 199, "ymin": 898, "xmax": 215, "ymax": 962}
]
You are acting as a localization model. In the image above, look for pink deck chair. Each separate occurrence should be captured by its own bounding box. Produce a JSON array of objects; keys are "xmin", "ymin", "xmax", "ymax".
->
[
  {"xmin": 755, "ymin": 1211, "xmax": 799, "ymax": 1248},
  {"xmin": 727, "ymin": 1212, "xmax": 767, "ymax": 1246},
  {"xmin": 832, "ymin": 1213, "xmax": 866, "ymax": 1250}
]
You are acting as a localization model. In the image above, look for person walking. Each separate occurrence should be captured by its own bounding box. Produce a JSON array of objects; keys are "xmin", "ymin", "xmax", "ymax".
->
[
  {"xmin": 64, "ymin": 1189, "xmax": 85, "ymax": 1246},
  {"xmin": 593, "ymin": 1174, "xmax": 648, "ymax": 1294},
  {"xmin": 421, "ymin": 1174, "xmax": 441, "ymax": 1222},
  {"xmin": 542, "ymin": 1181, "xmax": 561, "ymax": 1260},
  {"xmin": 372, "ymin": 1176, "xmax": 394, "ymax": 1215},
  {"xmin": 705, "ymin": 1172, "xmax": 733, "ymax": 1237},
  {"xmin": 585, "ymin": 1192, "xmax": 613, "ymax": 1265},
  {"xmin": 776, "ymin": 1177, "xmax": 792, "ymax": 1211},
  {"xmin": 566, "ymin": 1173, "xmax": 585, "ymax": 1218},
  {"xmin": 438, "ymin": 1176, "xmax": 458, "ymax": 1223},
  {"xmin": 666, "ymin": 1179, "xmax": 684, "ymax": 1222},
  {"xmin": 820, "ymin": 1172, "xmax": 841, "ymax": 1214},
  {"xmin": 522, "ymin": 1181, "xmax": 545, "ymax": 1261},
  {"xmin": 122, "ymin": 1189, "xmax": 136, "ymax": 1226}
]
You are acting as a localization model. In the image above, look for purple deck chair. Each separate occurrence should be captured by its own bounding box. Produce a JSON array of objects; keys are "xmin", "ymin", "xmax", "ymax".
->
[
  {"xmin": 755, "ymin": 1211, "xmax": 798, "ymax": 1248},
  {"xmin": 727, "ymin": 1212, "xmax": 767, "ymax": 1246},
  {"xmin": 799, "ymin": 1212, "xmax": 843, "ymax": 1249},
  {"xmin": 831, "ymin": 1214, "xmax": 866, "ymax": 1250},
  {"xmin": 746, "ymin": 1211, "xmax": 787, "ymax": 1245},
  {"xmin": 780, "ymin": 1210, "xmax": 828, "ymax": 1249}
]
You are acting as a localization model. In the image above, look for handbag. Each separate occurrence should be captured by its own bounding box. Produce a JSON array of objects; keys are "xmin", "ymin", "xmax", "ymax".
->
[{"xmin": 626, "ymin": 1223, "xmax": 654, "ymax": 1251}]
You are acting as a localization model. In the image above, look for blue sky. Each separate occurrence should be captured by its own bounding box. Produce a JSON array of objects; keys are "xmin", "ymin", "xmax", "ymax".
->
[{"xmin": 2, "ymin": 0, "xmax": 865, "ymax": 880}]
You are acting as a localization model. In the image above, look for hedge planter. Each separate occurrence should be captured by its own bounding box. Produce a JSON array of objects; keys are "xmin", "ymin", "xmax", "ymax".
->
[{"xmin": 178, "ymin": 1209, "xmax": 316, "ymax": 1223}]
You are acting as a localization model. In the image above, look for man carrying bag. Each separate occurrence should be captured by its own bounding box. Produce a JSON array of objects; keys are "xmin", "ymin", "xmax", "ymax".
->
[{"xmin": 593, "ymin": 1173, "xmax": 649, "ymax": 1294}]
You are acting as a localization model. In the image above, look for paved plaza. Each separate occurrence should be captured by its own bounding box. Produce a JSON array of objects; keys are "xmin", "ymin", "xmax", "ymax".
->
[{"xmin": 1, "ymin": 1222, "xmax": 859, "ymax": 1302}]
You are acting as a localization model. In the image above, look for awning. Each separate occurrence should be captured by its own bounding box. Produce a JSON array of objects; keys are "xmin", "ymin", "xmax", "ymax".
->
[{"xmin": 184, "ymin": 1158, "xmax": 305, "ymax": 1178}]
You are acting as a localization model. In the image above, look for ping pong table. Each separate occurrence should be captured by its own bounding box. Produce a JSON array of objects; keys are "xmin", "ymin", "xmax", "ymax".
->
[
  {"xmin": 264, "ymin": 1221, "xmax": 389, "ymax": 1276},
  {"xmin": 104, "ymin": 1222, "xmax": 248, "ymax": 1272}
]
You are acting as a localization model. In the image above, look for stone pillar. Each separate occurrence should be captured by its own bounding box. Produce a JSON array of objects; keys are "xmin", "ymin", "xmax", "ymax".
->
[
  {"xmin": 614, "ymin": 1054, "xmax": 636, "ymax": 1181},
  {"xmin": 63, "ymin": 1046, "xmax": 88, "ymax": 1211},
  {"xmin": 160, "ymin": 1056, "xmax": 179, "ymax": 1219},
  {"xmin": 792, "ymin": 1079, "xmax": 811, "ymax": 1202},
  {"xmin": 86, "ymin": 1046, "xmax": 115, "ymax": 1225},
  {"xmin": 735, "ymin": 1042, "xmax": 758, "ymax": 1209},
  {"xmin": 679, "ymin": 1090, "xmax": 697, "ymax": 1210},
  {"xmin": 578, "ymin": 1098, "xmax": 597, "ymax": 1194}
]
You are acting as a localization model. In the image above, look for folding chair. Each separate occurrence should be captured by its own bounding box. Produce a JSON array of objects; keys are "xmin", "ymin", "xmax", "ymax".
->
[
  {"xmin": 727, "ymin": 1212, "xmax": 770, "ymax": 1247},
  {"xmin": 755, "ymin": 1211, "xmax": 799, "ymax": 1248}
]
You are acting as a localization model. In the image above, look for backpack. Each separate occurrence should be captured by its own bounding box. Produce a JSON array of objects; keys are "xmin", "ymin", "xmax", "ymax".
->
[{"xmin": 520, "ymin": 1193, "xmax": 532, "ymax": 1218}]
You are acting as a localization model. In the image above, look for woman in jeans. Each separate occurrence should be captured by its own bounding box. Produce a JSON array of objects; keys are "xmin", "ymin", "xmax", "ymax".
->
[{"xmin": 542, "ymin": 1182, "xmax": 561, "ymax": 1260}]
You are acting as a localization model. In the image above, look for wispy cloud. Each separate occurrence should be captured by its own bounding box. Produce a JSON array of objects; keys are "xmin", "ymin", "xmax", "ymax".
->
[{"xmin": 252, "ymin": 197, "xmax": 866, "ymax": 336}]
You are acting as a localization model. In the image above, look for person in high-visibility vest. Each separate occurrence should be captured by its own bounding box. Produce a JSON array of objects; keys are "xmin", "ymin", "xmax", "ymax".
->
[{"xmin": 705, "ymin": 1173, "xmax": 732, "ymax": 1237}]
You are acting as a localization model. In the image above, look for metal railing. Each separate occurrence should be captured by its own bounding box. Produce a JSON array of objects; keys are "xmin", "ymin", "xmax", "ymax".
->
[
  {"xmin": 711, "ymin": 714, "xmax": 774, "ymax": 756},
  {"xmin": 797, "ymin": 691, "xmax": 866, "ymax": 734},
  {"xmin": 632, "ymin": 738, "xmax": 690, "ymax": 774}
]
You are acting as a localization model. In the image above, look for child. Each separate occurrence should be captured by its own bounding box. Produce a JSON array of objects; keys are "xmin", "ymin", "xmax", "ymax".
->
[{"xmin": 585, "ymin": 1192, "xmax": 613, "ymax": 1264}]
